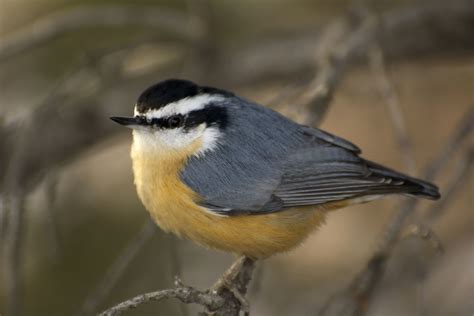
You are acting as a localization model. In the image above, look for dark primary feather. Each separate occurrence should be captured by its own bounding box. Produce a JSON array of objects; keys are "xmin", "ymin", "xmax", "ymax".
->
[
  {"xmin": 180, "ymin": 94, "xmax": 440, "ymax": 216},
  {"xmin": 267, "ymin": 147, "xmax": 439, "ymax": 210}
]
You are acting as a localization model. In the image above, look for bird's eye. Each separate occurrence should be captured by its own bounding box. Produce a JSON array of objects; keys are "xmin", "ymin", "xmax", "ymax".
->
[
  {"xmin": 167, "ymin": 114, "xmax": 184, "ymax": 128},
  {"xmin": 136, "ymin": 116, "xmax": 147, "ymax": 125}
]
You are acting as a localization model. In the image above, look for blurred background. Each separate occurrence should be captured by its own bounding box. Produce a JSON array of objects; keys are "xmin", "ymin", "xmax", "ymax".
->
[{"xmin": 0, "ymin": 0, "xmax": 473, "ymax": 315}]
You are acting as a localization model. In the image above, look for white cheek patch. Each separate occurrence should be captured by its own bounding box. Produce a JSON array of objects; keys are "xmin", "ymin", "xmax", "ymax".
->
[
  {"xmin": 196, "ymin": 126, "xmax": 222, "ymax": 157},
  {"xmin": 134, "ymin": 94, "xmax": 224, "ymax": 119},
  {"xmin": 133, "ymin": 125, "xmax": 204, "ymax": 152},
  {"xmin": 132, "ymin": 123, "xmax": 222, "ymax": 156}
]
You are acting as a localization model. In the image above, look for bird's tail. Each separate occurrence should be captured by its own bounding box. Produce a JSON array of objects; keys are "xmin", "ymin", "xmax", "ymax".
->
[{"xmin": 365, "ymin": 160, "xmax": 441, "ymax": 200}]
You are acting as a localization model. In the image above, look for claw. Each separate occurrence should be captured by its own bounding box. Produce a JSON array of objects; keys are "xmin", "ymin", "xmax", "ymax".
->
[{"xmin": 226, "ymin": 284, "xmax": 250, "ymax": 313}]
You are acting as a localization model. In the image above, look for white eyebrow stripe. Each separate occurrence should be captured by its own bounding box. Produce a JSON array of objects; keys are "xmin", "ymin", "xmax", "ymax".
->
[{"xmin": 135, "ymin": 94, "xmax": 224, "ymax": 119}]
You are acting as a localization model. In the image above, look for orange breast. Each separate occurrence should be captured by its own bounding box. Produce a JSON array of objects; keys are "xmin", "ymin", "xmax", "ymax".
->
[{"xmin": 131, "ymin": 139, "xmax": 329, "ymax": 258}]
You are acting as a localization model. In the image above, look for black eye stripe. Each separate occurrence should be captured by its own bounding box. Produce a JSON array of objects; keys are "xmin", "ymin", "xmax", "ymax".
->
[
  {"xmin": 167, "ymin": 114, "xmax": 184, "ymax": 128},
  {"xmin": 184, "ymin": 106, "xmax": 228, "ymax": 129},
  {"xmin": 151, "ymin": 118, "xmax": 165, "ymax": 127},
  {"xmin": 136, "ymin": 114, "xmax": 185, "ymax": 129},
  {"xmin": 136, "ymin": 106, "xmax": 227, "ymax": 130}
]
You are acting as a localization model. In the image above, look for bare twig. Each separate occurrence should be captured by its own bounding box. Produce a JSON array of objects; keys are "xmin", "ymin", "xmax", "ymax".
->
[
  {"xmin": 78, "ymin": 222, "xmax": 156, "ymax": 316},
  {"xmin": 42, "ymin": 172, "xmax": 61, "ymax": 262},
  {"xmin": 2, "ymin": 113, "xmax": 37, "ymax": 316},
  {"xmin": 99, "ymin": 256, "xmax": 256, "ymax": 316},
  {"xmin": 98, "ymin": 286, "xmax": 224, "ymax": 316},
  {"xmin": 368, "ymin": 44, "xmax": 417, "ymax": 174},
  {"xmin": 407, "ymin": 146, "xmax": 474, "ymax": 313},
  {"xmin": 382, "ymin": 108, "xmax": 473, "ymax": 250},
  {"xmin": 320, "ymin": 107, "xmax": 474, "ymax": 316},
  {"xmin": 299, "ymin": 12, "xmax": 376, "ymax": 127},
  {"xmin": 423, "ymin": 146, "xmax": 474, "ymax": 224},
  {"xmin": 422, "ymin": 108, "xmax": 474, "ymax": 182},
  {"xmin": 404, "ymin": 224, "xmax": 445, "ymax": 255},
  {"xmin": 2, "ymin": 193, "xmax": 25, "ymax": 316},
  {"xmin": 0, "ymin": 194, "xmax": 4, "ymax": 244},
  {"xmin": 0, "ymin": 5, "xmax": 199, "ymax": 61}
]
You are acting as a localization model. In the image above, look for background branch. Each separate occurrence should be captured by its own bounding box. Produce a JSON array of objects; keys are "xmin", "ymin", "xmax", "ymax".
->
[
  {"xmin": 297, "ymin": 12, "xmax": 375, "ymax": 126},
  {"xmin": 78, "ymin": 222, "xmax": 157, "ymax": 316},
  {"xmin": 423, "ymin": 147, "xmax": 474, "ymax": 224},
  {"xmin": 98, "ymin": 286, "xmax": 224, "ymax": 316},
  {"xmin": 0, "ymin": 5, "xmax": 199, "ymax": 61},
  {"xmin": 368, "ymin": 44, "xmax": 417, "ymax": 174},
  {"xmin": 319, "ymin": 107, "xmax": 474, "ymax": 316}
]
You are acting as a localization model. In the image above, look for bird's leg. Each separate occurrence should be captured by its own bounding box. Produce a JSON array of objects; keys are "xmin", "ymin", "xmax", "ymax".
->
[
  {"xmin": 210, "ymin": 256, "xmax": 255, "ymax": 313},
  {"xmin": 211, "ymin": 256, "xmax": 248, "ymax": 292}
]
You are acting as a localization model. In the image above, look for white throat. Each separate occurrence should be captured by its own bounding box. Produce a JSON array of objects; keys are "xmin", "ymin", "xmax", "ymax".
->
[{"xmin": 132, "ymin": 125, "xmax": 222, "ymax": 157}]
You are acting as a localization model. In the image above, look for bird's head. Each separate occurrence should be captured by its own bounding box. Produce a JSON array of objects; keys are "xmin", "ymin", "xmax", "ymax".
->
[{"xmin": 111, "ymin": 79, "xmax": 233, "ymax": 156}]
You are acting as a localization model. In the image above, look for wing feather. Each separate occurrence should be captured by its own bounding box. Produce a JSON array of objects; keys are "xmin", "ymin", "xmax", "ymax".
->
[{"xmin": 262, "ymin": 146, "xmax": 428, "ymax": 211}]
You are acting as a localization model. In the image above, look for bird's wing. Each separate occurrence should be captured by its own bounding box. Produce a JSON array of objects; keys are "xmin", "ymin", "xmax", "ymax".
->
[
  {"xmin": 198, "ymin": 143, "xmax": 439, "ymax": 215},
  {"xmin": 263, "ymin": 146, "xmax": 420, "ymax": 211}
]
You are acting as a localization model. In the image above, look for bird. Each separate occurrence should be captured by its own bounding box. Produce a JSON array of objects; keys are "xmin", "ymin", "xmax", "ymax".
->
[{"xmin": 111, "ymin": 79, "xmax": 440, "ymax": 259}]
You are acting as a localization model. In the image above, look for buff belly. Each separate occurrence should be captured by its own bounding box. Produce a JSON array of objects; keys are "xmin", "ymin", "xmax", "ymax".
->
[{"xmin": 131, "ymin": 140, "xmax": 331, "ymax": 259}]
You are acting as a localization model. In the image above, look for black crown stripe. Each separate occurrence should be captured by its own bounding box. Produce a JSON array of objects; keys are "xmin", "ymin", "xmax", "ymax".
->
[{"xmin": 136, "ymin": 79, "xmax": 233, "ymax": 113}]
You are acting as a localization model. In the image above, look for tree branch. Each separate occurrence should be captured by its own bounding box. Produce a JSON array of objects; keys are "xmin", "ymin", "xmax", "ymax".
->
[
  {"xmin": 0, "ymin": 5, "xmax": 199, "ymax": 61},
  {"xmin": 298, "ymin": 11, "xmax": 376, "ymax": 127},
  {"xmin": 221, "ymin": 0, "xmax": 474, "ymax": 85},
  {"xmin": 2, "ymin": 192, "xmax": 26, "ymax": 316},
  {"xmin": 78, "ymin": 222, "xmax": 156, "ymax": 316},
  {"xmin": 415, "ymin": 144, "xmax": 474, "ymax": 227},
  {"xmin": 99, "ymin": 256, "xmax": 256, "ymax": 316},
  {"xmin": 368, "ymin": 44, "xmax": 417, "ymax": 174},
  {"xmin": 319, "ymin": 107, "xmax": 474, "ymax": 316},
  {"xmin": 98, "ymin": 286, "xmax": 224, "ymax": 316}
]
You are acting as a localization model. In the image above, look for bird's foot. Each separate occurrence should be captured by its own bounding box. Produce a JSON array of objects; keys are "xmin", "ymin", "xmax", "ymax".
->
[{"xmin": 210, "ymin": 256, "xmax": 253, "ymax": 314}]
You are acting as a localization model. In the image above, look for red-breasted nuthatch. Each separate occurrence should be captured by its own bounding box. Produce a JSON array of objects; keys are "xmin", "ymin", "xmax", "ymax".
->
[{"xmin": 111, "ymin": 79, "xmax": 440, "ymax": 259}]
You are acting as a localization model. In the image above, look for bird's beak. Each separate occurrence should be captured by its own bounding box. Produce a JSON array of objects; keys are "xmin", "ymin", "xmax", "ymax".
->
[{"xmin": 110, "ymin": 116, "xmax": 142, "ymax": 129}]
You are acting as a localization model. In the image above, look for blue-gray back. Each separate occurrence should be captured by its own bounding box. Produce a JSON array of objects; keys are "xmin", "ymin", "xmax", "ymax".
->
[{"xmin": 180, "ymin": 96, "xmax": 437, "ymax": 215}]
